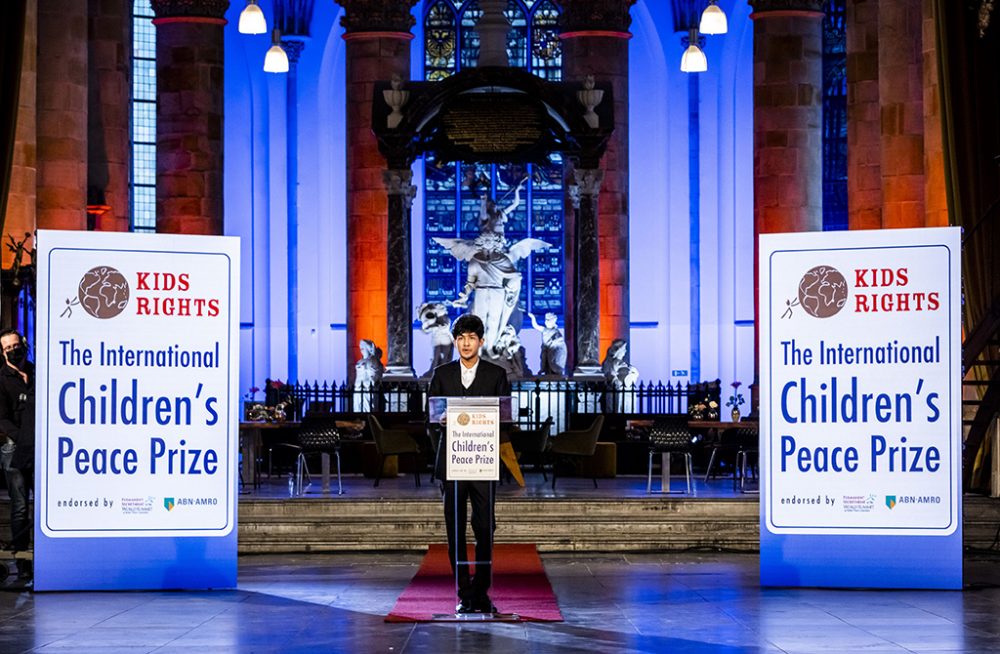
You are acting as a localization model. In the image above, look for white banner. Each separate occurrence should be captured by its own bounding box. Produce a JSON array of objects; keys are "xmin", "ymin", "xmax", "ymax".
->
[
  {"xmin": 760, "ymin": 227, "xmax": 961, "ymax": 537},
  {"xmin": 36, "ymin": 230, "xmax": 239, "ymax": 538},
  {"xmin": 445, "ymin": 399, "xmax": 500, "ymax": 481}
]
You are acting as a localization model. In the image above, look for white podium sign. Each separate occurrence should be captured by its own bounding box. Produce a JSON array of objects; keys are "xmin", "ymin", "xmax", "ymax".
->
[{"xmin": 445, "ymin": 398, "xmax": 500, "ymax": 481}]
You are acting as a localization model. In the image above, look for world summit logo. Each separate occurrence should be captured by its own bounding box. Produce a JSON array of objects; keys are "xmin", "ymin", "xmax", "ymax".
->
[
  {"xmin": 457, "ymin": 413, "xmax": 471, "ymax": 426},
  {"xmin": 78, "ymin": 266, "xmax": 130, "ymax": 319}
]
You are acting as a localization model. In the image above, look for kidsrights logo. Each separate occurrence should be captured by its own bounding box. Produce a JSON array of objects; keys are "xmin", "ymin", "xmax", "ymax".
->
[{"xmin": 78, "ymin": 266, "xmax": 130, "ymax": 319}]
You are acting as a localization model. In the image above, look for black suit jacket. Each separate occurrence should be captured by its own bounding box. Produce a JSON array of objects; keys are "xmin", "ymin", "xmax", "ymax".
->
[
  {"xmin": 428, "ymin": 359, "xmax": 511, "ymax": 480},
  {"xmin": 428, "ymin": 359, "xmax": 511, "ymax": 399}
]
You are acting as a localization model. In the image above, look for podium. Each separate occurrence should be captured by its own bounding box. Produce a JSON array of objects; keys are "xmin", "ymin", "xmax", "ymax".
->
[{"xmin": 431, "ymin": 397, "xmax": 520, "ymax": 621}]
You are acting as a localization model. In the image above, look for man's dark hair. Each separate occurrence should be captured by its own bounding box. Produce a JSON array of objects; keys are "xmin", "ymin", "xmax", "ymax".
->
[
  {"xmin": 451, "ymin": 314, "xmax": 485, "ymax": 339},
  {"xmin": 0, "ymin": 329, "xmax": 25, "ymax": 347}
]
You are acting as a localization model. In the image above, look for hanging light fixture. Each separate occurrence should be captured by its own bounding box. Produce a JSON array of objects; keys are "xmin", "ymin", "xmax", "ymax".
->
[
  {"xmin": 263, "ymin": 29, "xmax": 289, "ymax": 73},
  {"xmin": 238, "ymin": 0, "xmax": 267, "ymax": 35},
  {"xmin": 680, "ymin": 28, "xmax": 708, "ymax": 73},
  {"xmin": 699, "ymin": 1, "xmax": 728, "ymax": 35}
]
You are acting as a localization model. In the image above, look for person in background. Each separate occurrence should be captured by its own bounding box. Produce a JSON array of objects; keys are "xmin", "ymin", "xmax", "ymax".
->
[{"xmin": 0, "ymin": 329, "xmax": 34, "ymax": 584}]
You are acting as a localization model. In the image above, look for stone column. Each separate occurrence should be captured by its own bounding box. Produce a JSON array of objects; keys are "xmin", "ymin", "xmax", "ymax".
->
[
  {"xmin": 284, "ymin": 39, "xmax": 305, "ymax": 382},
  {"xmin": 572, "ymin": 168, "xmax": 604, "ymax": 376},
  {"xmin": 878, "ymin": 0, "xmax": 924, "ymax": 228},
  {"xmin": 846, "ymin": 0, "xmax": 881, "ymax": 229},
  {"xmin": 88, "ymin": 0, "xmax": 131, "ymax": 232},
  {"xmin": 36, "ymin": 0, "xmax": 89, "ymax": 231},
  {"xmin": 151, "ymin": 0, "xmax": 228, "ymax": 235},
  {"xmin": 749, "ymin": 0, "xmax": 824, "ymax": 378},
  {"xmin": 336, "ymin": 0, "xmax": 416, "ymax": 379},
  {"xmin": 3, "ymin": 0, "xmax": 36, "ymax": 268},
  {"xmin": 561, "ymin": 0, "xmax": 635, "ymax": 365},
  {"xmin": 921, "ymin": 0, "xmax": 947, "ymax": 227},
  {"xmin": 383, "ymin": 169, "xmax": 417, "ymax": 379}
]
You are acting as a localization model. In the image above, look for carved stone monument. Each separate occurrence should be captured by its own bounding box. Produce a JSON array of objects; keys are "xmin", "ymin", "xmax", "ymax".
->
[
  {"xmin": 417, "ymin": 301, "xmax": 454, "ymax": 377},
  {"xmin": 528, "ymin": 312, "xmax": 567, "ymax": 376}
]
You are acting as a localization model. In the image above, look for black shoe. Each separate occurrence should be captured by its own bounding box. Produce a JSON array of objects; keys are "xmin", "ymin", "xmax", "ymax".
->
[
  {"xmin": 455, "ymin": 600, "xmax": 476, "ymax": 614},
  {"xmin": 472, "ymin": 596, "xmax": 497, "ymax": 614}
]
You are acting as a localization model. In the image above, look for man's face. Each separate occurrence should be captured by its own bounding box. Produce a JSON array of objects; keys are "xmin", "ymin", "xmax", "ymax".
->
[
  {"xmin": 454, "ymin": 331, "xmax": 483, "ymax": 362},
  {"xmin": 1, "ymin": 334, "xmax": 22, "ymax": 366}
]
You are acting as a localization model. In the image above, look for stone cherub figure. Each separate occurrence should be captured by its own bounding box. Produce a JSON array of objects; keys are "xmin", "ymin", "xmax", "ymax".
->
[
  {"xmin": 491, "ymin": 324, "xmax": 531, "ymax": 380},
  {"xmin": 417, "ymin": 301, "xmax": 454, "ymax": 377},
  {"xmin": 601, "ymin": 338, "xmax": 639, "ymax": 389},
  {"xmin": 527, "ymin": 312, "xmax": 567, "ymax": 376},
  {"xmin": 434, "ymin": 180, "xmax": 550, "ymax": 354}
]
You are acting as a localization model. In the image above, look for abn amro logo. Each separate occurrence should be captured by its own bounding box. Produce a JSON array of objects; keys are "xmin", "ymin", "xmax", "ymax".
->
[
  {"xmin": 164, "ymin": 498, "xmax": 175, "ymax": 511},
  {"xmin": 885, "ymin": 495, "xmax": 896, "ymax": 509}
]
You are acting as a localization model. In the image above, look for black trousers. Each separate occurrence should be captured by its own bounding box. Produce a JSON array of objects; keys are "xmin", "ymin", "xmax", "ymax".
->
[{"xmin": 443, "ymin": 480, "xmax": 496, "ymax": 601}]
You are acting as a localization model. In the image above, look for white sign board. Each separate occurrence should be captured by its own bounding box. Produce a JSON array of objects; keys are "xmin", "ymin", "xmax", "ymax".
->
[
  {"xmin": 36, "ymin": 230, "xmax": 239, "ymax": 539},
  {"xmin": 760, "ymin": 227, "xmax": 961, "ymax": 538},
  {"xmin": 445, "ymin": 399, "xmax": 500, "ymax": 481}
]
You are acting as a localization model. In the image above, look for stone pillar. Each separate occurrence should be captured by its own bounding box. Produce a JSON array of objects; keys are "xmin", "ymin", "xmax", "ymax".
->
[
  {"xmin": 3, "ymin": 0, "xmax": 36, "ymax": 268},
  {"xmin": 572, "ymin": 168, "xmax": 603, "ymax": 376},
  {"xmin": 151, "ymin": 0, "xmax": 228, "ymax": 235},
  {"xmin": 561, "ymin": 0, "xmax": 635, "ymax": 365},
  {"xmin": 383, "ymin": 169, "xmax": 417, "ymax": 379},
  {"xmin": 336, "ymin": 0, "xmax": 416, "ymax": 378},
  {"xmin": 749, "ymin": 0, "xmax": 824, "ymax": 378},
  {"xmin": 846, "ymin": 0, "xmax": 881, "ymax": 230},
  {"xmin": 921, "ymin": 0, "xmax": 947, "ymax": 227},
  {"xmin": 88, "ymin": 0, "xmax": 131, "ymax": 232},
  {"xmin": 878, "ymin": 0, "xmax": 924, "ymax": 229},
  {"xmin": 284, "ymin": 39, "xmax": 305, "ymax": 382},
  {"xmin": 36, "ymin": 0, "xmax": 89, "ymax": 231}
]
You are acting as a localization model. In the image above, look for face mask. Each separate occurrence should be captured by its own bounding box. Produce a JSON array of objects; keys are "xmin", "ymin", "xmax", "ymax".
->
[{"xmin": 5, "ymin": 346, "xmax": 26, "ymax": 366}]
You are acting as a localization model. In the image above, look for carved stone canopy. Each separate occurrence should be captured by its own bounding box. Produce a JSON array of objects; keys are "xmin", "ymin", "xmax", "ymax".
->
[
  {"xmin": 748, "ymin": 0, "xmax": 826, "ymax": 15},
  {"xmin": 560, "ymin": 0, "xmax": 638, "ymax": 34},
  {"xmin": 336, "ymin": 0, "xmax": 418, "ymax": 34},
  {"xmin": 372, "ymin": 67, "xmax": 614, "ymax": 170},
  {"xmin": 150, "ymin": 0, "xmax": 230, "ymax": 20}
]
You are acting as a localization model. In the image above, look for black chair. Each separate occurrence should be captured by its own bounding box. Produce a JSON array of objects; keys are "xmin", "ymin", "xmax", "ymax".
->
[
  {"xmin": 508, "ymin": 417, "xmax": 553, "ymax": 480},
  {"xmin": 733, "ymin": 426, "xmax": 759, "ymax": 494},
  {"xmin": 368, "ymin": 414, "xmax": 423, "ymax": 488},
  {"xmin": 295, "ymin": 414, "xmax": 343, "ymax": 495},
  {"xmin": 646, "ymin": 416, "xmax": 698, "ymax": 494},
  {"xmin": 547, "ymin": 415, "xmax": 604, "ymax": 490}
]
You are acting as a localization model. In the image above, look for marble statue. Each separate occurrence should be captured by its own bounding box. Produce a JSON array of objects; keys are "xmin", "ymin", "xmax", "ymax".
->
[
  {"xmin": 417, "ymin": 301, "xmax": 453, "ymax": 377},
  {"xmin": 528, "ymin": 312, "xmax": 567, "ymax": 375},
  {"xmin": 434, "ymin": 180, "xmax": 550, "ymax": 353},
  {"xmin": 601, "ymin": 339, "xmax": 639, "ymax": 389},
  {"xmin": 492, "ymin": 324, "xmax": 531, "ymax": 380},
  {"xmin": 354, "ymin": 339, "xmax": 384, "ymax": 412}
]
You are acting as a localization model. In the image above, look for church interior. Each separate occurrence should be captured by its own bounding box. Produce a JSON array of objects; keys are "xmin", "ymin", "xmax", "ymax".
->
[{"xmin": 2, "ymin": 0, "xmax": 1000, "ymax": 651}]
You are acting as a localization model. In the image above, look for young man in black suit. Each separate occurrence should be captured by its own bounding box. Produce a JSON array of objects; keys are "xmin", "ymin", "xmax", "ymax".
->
[{"xmin": 428, "ymin": 314, "xmax": 511, "ymax": 614}]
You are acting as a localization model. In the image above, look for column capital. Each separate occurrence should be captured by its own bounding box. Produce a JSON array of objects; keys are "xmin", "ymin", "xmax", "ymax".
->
[
  {"xmin": 573, "ymin": 168, "xmax": 604, "ymax": 197},
  {"xmin": 336, "ymin": 0, "xmax": 417, "ymax": 35},
  {"xmin": 748, "ymin": 0, "xmax": 825, "ymax": 17},
  {"xmin": 283, "ymin": 39, "xmax": 306, "ymax": 64},
  {"xmin": 151, "ymin": 0, "xmax": 229, "ymax": 22},
  {"xmin": 382, "ymin": 169, "xmax": 417, "ymax": 205},
  {"xmin": 559, "ymin": 0, "xmax": 637, "ymax": 35}
]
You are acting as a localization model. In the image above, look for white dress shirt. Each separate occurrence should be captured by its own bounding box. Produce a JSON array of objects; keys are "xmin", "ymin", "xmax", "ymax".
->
[{"xmin": 460, "ymin": 358, "xmax": 479, "ymax": 389}]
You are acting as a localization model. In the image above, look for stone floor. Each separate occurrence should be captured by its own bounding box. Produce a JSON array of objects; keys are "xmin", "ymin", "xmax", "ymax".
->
[{"xmin": 3, "ymin": 550, "xmax": 1000, "ymax": 653}]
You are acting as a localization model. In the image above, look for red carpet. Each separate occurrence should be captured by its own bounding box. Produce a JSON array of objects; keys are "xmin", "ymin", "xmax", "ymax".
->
[{"xmin": 386, "ymin": 544, "xmax": 563, "ymax": 622}]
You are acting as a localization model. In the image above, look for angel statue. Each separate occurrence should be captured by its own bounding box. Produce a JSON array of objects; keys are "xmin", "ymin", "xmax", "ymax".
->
[{"xmin": 434, "ymin": 181, "xmax": 550, "ymax": 353}]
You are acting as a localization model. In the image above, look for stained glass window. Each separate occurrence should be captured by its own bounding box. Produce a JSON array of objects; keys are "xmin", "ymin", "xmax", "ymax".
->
[
  {"xmin": 822, "ymin": 0, "xmax": 847, "ymax": 231},
  {"xmin": 131, "ymin": 0, "xmax": 157, "ymax": 232},
  {"xmin": 422, "ymin": 0, "xmax": 565, "ymax": 319}
]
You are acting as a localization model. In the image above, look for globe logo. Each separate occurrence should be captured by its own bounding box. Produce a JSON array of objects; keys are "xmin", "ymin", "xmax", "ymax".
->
[
  {"xmin": 457, "ymin": 413, "xmax": 471, "ymax": 426},
  {"xmin": 797, "ymin": 265, "xmax": 848, "ymax": 318},
  {"xmin": 78, "ymin": 266, "xmax": 130, "ymax": 319}
]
